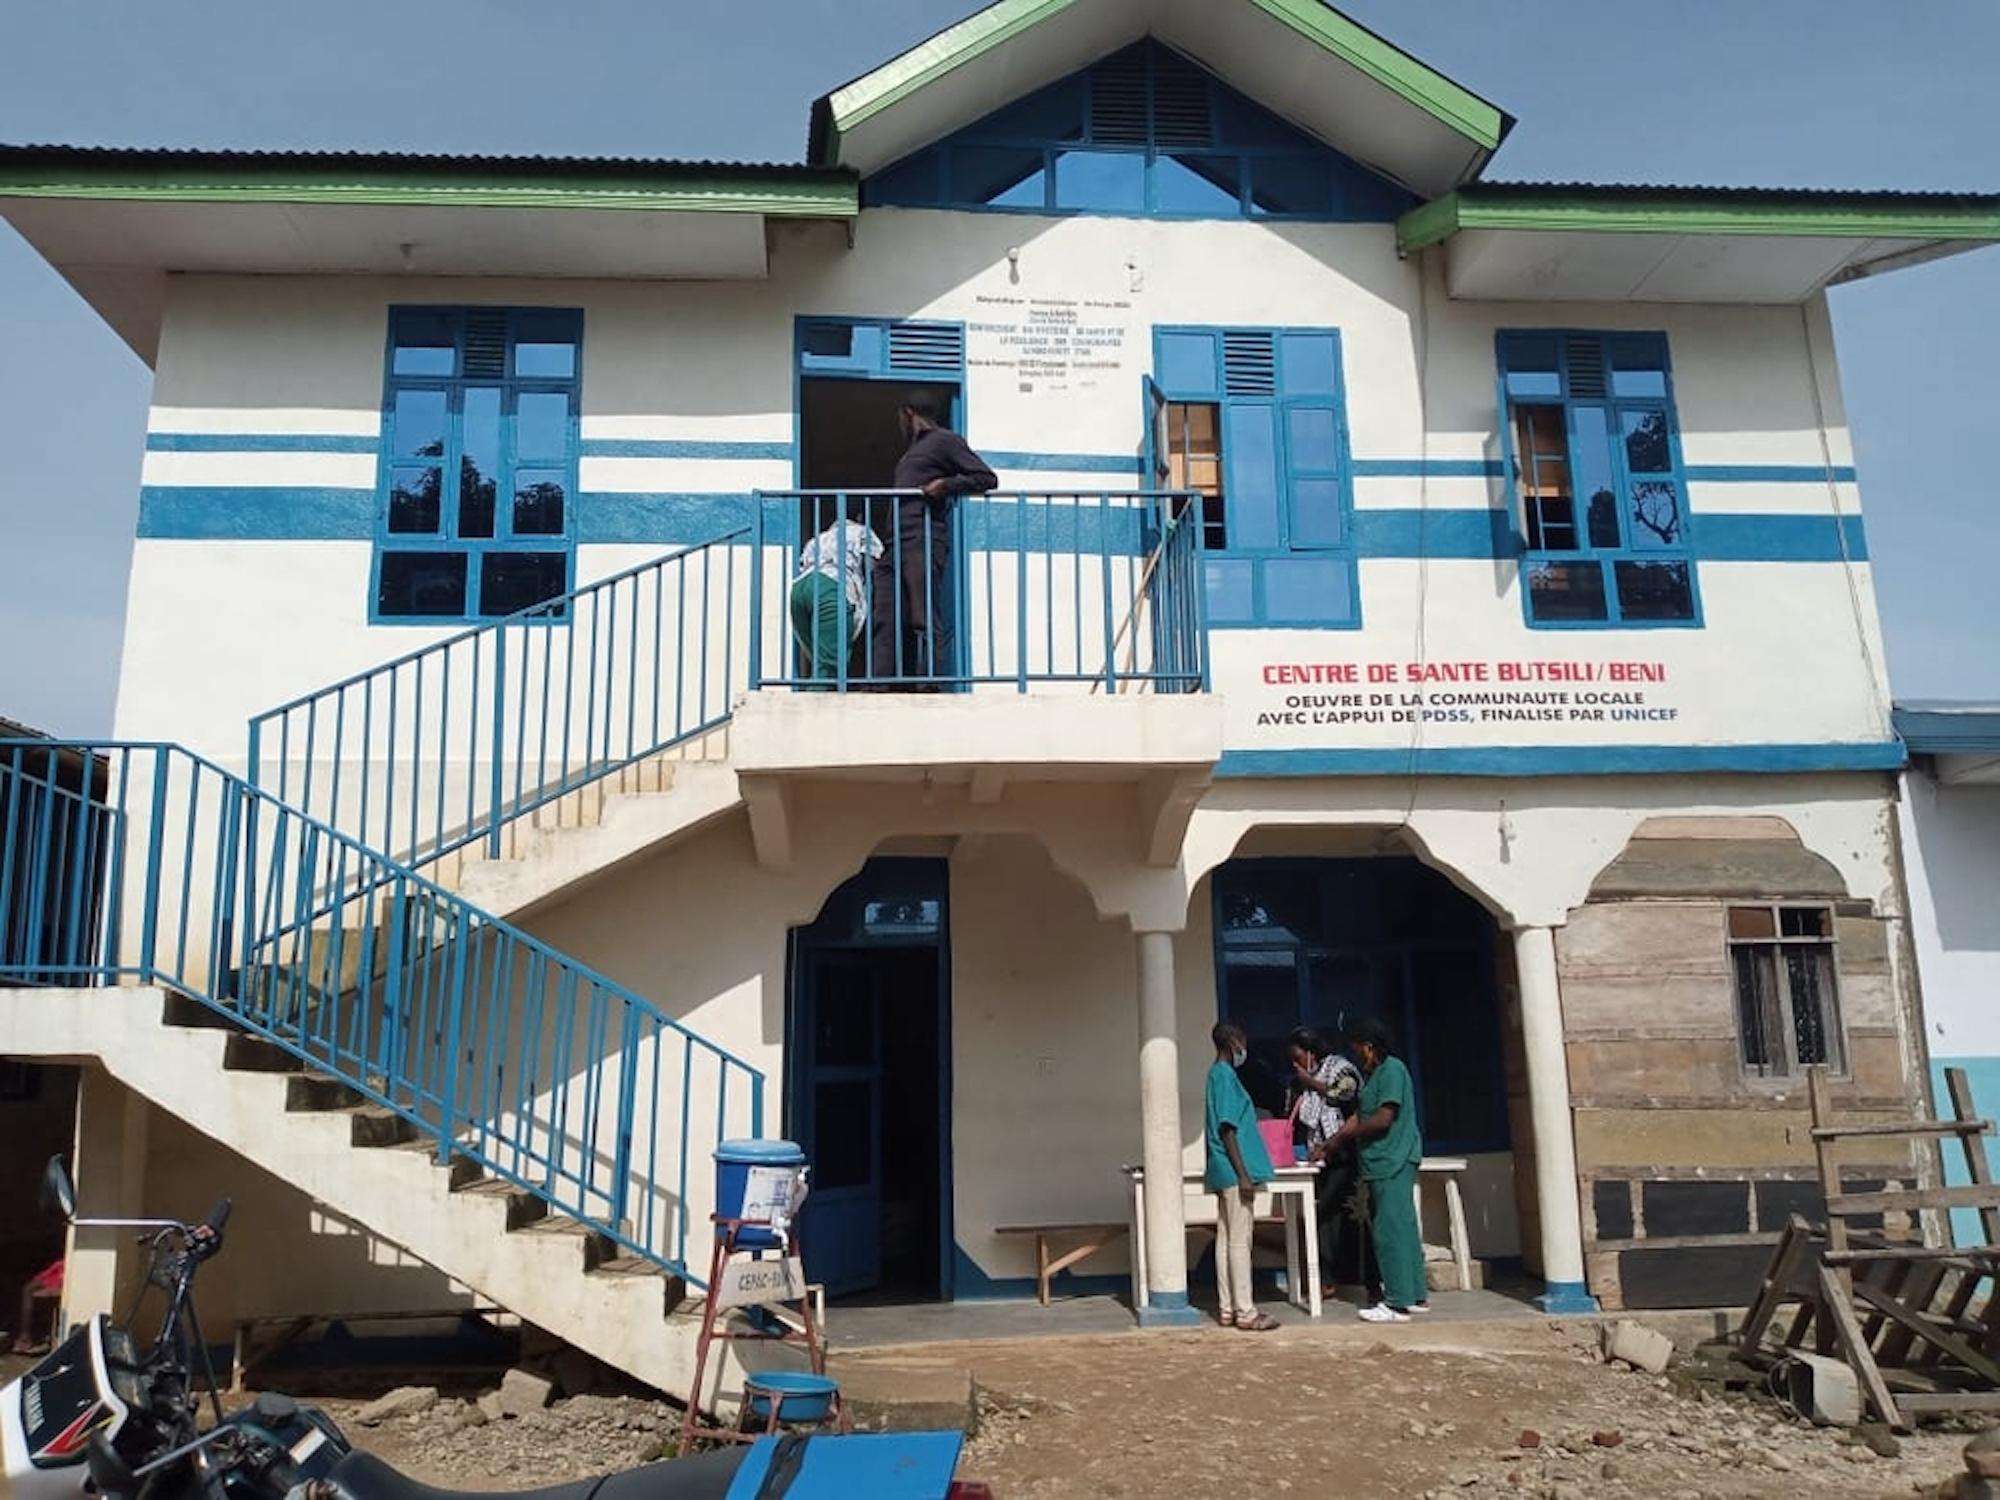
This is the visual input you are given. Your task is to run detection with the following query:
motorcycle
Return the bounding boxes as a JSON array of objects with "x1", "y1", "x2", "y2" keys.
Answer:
[{"x1": 3, "y1": 1157, "x2": 987, "y2": 1500}]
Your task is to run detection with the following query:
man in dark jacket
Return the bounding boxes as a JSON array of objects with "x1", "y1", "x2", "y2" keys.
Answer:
[{"x1": 873, "y1": 390, "x2": 996, "y2": 684}]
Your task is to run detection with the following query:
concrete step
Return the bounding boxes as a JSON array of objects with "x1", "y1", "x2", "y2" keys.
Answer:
[
  {"x1": 285, "y1": 1074, "x2": 368, "y2": 1112},
  {"x1": 222, "y1": 1033, "x2": 304, "y2": 1074},
  {"x1": 349, "y1": 1109, "x2": 420, "y2": 1148},
  {"x1": 162, "y1": 990, "x2": 239, "y2": 1031}
]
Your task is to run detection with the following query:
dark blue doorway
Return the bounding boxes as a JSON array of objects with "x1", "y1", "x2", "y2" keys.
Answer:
[
  {"x1": 1212, "y1": 857, "x2": 1510, "y2": 1157},
  {"x1": 786, "y1": 858, "x2": 952, "y2": 1300}
]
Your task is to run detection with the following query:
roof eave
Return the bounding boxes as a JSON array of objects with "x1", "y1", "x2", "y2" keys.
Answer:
[
  {"x1": 0, "y1": 150, "x2": 861, "y2": 219},
  {"x1": 1399, "y1": 187, "x2": 2000, "y2": 254}
]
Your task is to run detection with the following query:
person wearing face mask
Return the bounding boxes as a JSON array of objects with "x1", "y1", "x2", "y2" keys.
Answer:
[
  {"x1": 1204, "y1": 1020, "x2": 1278, "y2": 1331},
  {"x1": 870, "y1": 389, "x2": 996, "y2": 686}
]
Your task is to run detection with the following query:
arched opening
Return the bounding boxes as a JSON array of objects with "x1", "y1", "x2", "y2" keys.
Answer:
[
  {"x1": 1193, "y1": 826, "x2": 1531, "y2": 1287},
  {"x1": 784, "y1": 855, "x2": 952, "y2": 1304}
]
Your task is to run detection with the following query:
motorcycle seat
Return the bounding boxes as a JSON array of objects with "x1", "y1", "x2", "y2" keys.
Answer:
[{"x1": 324, "y1": 1448, "x2": 743, "y2": 1500}]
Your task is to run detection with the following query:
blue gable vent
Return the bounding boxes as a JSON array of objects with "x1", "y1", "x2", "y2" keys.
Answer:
[{"x1": 862, "y1": 39, "x2": 1418, "y2": 223}]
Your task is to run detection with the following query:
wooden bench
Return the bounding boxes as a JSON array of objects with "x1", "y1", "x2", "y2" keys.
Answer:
[{"x1": 996, "y1": 1222, "x2": 1128, "y2": 1306}]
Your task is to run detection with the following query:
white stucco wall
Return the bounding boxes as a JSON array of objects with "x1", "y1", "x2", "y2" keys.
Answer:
[{"x1": 1901, "y1": 766, "x2": 2000, "y2": 1060}]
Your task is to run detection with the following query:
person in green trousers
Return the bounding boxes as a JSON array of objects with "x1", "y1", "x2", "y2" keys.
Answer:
[
  {"x1": 1329, "y1": 1015, "x2": 1430, "y2": 1322},
  {"x1": 789, "y1": 515, "x2": 882, "y2": 687}
]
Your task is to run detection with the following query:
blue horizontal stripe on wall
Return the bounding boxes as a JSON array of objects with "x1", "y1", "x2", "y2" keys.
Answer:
[
  {"x1": 1698, "y1": 513, "x2": 1868, "y2": 562},
  {"x1": 1215, "y1": 741, "x2": 1907, "y2": 779},
  {"x1": 132, "y1": 487, "x2": 1877, "y2": 565},
  {"x1": 578, "y1": 439, "x2": 794, "y2": 461},
  {"x1": 146, "y1": 432, "x2": 379, "y2": 453},
  {"x1": 575, "y1": 493, "x2": 756, "y2": 543},
  {"x1": 1354, "y1": 509, "x2": 1515, "y2": 558},
  {"x1": 1686, "y1": 463, "x2": 1857, "y2": 484},
  {"x1": 136, "y1": 486, "x2": 374, "y2": 539}
]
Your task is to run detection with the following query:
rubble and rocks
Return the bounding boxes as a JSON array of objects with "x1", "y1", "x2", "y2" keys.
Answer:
[
  {"x1": 354, "y1": 1386, "x2": 439, "y2": 1426},
  {"x1": 496, "y1": 1367, "x2": 555, "y2": 1418},
  {"x1": 1600, "y1": 1319, "x2": 1676, "y2": 1375},
  {"x1": 329, "y1": 1389, "x2": 680, "y2": 1486}
]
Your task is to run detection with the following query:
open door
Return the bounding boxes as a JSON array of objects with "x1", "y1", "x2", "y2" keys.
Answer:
[
  {"x1": 1143, "y1": 375, "x2": 1171, "y2": 492},
  {"x1": 793, "y1": 949, "x2": 887, "y2": 1297}
]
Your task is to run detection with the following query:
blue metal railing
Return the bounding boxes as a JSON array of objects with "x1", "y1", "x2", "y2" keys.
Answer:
[
  {"x1": 749, "y1": 490, "x2": 1208, "y2": 693},
  {"x1": 0, "y1": 740, "x2": 763, "y2": 1283},
  {"x1": 247, "y1": 530, "x2": 749, "y2": 870}
]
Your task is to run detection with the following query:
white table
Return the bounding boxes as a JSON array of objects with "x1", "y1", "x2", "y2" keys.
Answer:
[{"x1": 1124, "y1": 1163, "x2": 1322, "y2": 1319}]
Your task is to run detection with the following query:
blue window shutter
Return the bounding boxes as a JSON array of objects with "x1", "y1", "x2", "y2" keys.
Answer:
[{"x1": 1222, "y1": 401, "x2": 1281, "y2": 551}]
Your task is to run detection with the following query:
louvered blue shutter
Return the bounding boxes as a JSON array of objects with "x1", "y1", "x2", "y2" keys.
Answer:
[{"x1": 1220, "y1": 332, "x2": 1282, "y2": 552}]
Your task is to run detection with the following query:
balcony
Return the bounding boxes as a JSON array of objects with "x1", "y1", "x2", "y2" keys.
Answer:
[{"x1": 736, "y1": 490, "x2": 1222, "y2": 868}]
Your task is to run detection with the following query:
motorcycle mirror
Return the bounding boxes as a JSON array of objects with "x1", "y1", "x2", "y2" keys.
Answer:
[
  {"x1": 41, "y1": 1155, "x2": 76, "y2": 1222},
  {"x1": 86, "y1": 1434, "x2": 138, "y2": 1499}
]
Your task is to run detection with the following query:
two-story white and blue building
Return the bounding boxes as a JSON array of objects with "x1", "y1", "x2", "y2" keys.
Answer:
[{"x1": 4, "y1": 0, "x2": 1996, "y2": 1404}]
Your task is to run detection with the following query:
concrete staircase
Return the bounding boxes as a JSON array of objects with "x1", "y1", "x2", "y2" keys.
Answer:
[
  {"x1": 440, "y1": 746, "x2": 744, "y2": 922},
  {"x1": 1, "y1": 983, "x2": 763, "y2": 1407}
]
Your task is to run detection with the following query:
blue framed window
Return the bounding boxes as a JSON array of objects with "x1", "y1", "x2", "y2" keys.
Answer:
[
  {"x1": 373, "y1": 307, "x2": 582, "y2": 623},
  {"x1": 1499, "y1": 331, "x2": 1700, "y2": 629},
  {"x1": 1149, "y1": 326, "x2": 1358, "y2": 628},
  {"x1": 863, "y1": 39, "x2": 1415, "y2": 223}
]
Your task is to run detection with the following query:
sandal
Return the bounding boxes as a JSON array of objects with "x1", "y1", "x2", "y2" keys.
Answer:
[{"x1": 1234, "y1": 1312, "x2": 1280, "y2": 1332}]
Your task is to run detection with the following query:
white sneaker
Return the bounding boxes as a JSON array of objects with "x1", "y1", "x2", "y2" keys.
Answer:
[
  {"x1": 1358, "y1": 1302, "x2": 1410, "y2": 1324},
  {"x1": 1408, "y1": 1302, "x2": 1433, "y2": 1314}
]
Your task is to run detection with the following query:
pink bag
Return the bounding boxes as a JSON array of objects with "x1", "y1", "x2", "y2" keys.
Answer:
[{"x1": 1257, "y1": 1096, "x2": 1303, "y2": 1168}]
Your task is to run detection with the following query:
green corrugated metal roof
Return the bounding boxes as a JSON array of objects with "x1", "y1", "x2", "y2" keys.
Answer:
[
  {"x1": 1399, "y1": 182, "x2": 2000, "y2": 253},
  {"x1": 0, "y1": 145, "x2": 859, "y2": 217}
]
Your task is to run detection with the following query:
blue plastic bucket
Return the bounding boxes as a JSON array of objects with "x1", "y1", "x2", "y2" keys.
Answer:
[
  {"x1": 743, "y1": 1371, "x2": 839, "y2": 1425},
  {"x1": 714, "y1": 1138, "x2": 805, "y2": 1248}
]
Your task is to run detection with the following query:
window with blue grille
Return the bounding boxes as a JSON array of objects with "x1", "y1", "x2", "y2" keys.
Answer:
[
  {"x1": 373, "y1": 307, "x2": 582, "y2": 623},
  {"x1": 863, "y1": 39, "x2": 1416, "y2": 223},
  {"x1": 1499, "y1": 331, "x2": 1700, "y2": 629},
  {"x1": 1150, "y1": 326, "x2": 1357, "y2": 628}
]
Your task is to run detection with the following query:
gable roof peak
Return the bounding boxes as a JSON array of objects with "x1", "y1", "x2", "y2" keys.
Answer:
[{"x1": 811, "y1": 0, "x2": 1512, "y2": 199}]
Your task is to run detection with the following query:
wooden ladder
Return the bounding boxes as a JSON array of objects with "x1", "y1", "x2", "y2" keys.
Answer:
[{"x1": 1737, "y1": 1064, "x2": 2000, "y2": 1429}]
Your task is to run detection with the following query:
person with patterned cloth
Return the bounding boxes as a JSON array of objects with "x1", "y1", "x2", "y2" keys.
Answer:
[{"x1": 1289, "y1": 1025, "x2": 1364, "y2": 1299}]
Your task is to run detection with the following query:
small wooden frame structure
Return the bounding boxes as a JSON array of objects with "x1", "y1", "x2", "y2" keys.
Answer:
[
  {"x1": 677, "y1": 1215, "x2": 849, "y2": 1455},
  {"x1": 1736, "y1": 1065, "x2": 2000, "y2": 1430}
]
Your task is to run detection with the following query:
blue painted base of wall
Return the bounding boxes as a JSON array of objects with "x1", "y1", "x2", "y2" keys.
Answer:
[
  {"x1": 1536, "y1": 1280, "x2": 1600, "y2": 1315},
  {"x1": 1931, "y1": 1057, "x2": 2000, "y2": 1247},
  {"x1": 1135, "y1": 1292, "x2": 1203, "y2": 1328}
]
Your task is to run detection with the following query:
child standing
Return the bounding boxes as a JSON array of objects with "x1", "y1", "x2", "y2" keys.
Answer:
[{"x1": 1205, "y1": 1020, "x2": 1278, "y2": 1331}]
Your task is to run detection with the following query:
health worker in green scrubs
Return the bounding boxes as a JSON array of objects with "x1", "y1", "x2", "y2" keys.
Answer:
[{"x1": 1329, "y1": 1015, "x2": 1429, "y2": 1323}]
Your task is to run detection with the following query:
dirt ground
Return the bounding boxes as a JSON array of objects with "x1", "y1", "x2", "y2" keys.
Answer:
[
  {"x1": 876, "y1": 1319, "x2": 1980, "y2": 1499},
  {"x1": 13, "y1": 1323, "x2": 1990, "y2": 1497}
]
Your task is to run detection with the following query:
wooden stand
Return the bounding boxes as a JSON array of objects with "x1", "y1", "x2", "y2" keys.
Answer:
[
  {"x1": 1736, "y1": 1064, "x2": 2000, "y2": 1430},
  {"x1": 676, "y1": 1215, "x2": 848, "y2": 1455}
]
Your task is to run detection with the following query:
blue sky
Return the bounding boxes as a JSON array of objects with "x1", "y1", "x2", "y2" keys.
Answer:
[{"x1": 1, "y1": 0, "x2": 1995, "y2": 734}]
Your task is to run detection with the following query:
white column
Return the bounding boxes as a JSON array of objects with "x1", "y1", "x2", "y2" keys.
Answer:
[
  {"x1": 1134, "y1": 928, "x2": 1198, "y2": 1325},
  {"x1": 1515, "y1": 924, "x2": 1597, "y2": 1312},
  {"x1": 62, "y1": 1066, "x2": 151, "y2": 1332}
]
